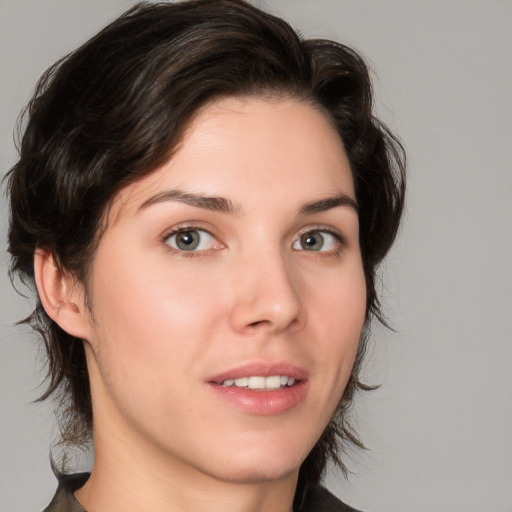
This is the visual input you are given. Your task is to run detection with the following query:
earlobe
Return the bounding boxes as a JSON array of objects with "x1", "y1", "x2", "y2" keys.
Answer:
[{"x1": 33, "y1": 248, "x2": 90, "y2": 340}]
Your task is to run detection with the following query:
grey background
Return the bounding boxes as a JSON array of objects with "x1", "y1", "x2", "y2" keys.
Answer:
[{"x1": 1, "y1": 1, "x2": 511, "y2": 511}]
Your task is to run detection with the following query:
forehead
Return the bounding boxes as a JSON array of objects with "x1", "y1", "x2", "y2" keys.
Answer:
[{"x1": 110, "y1": 95, "x2": 354, "y2": 218}]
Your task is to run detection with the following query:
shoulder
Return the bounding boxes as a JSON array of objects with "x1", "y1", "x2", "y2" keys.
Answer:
[
  {"x1": 301, "y1": 484, "x2": 364, "y2": 512},
  {"x1": 42, "y1": 473, "x2": 89, "y2": 512}
]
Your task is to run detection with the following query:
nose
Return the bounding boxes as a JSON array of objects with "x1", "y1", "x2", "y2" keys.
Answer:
[{"x1": 228, "y1": 249, "x2": 305, "y2": 335}]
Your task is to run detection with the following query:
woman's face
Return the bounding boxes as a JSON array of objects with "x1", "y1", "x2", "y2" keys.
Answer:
[{"x1": 80, "y1": 96, "x2": 366, "y2": 484}]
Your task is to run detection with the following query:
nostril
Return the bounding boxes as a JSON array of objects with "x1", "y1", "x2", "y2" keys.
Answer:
[
  {"x1": 247, "y1": 319, "x2": 271, "y2": 329},
  {"x1": 246, "y1": 316, "x2": 301, "y2": 332}
]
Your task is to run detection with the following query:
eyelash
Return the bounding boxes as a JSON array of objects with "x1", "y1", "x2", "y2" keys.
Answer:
[{"x1": 161, "y1": 224, "x2": 346, "y2": 257}]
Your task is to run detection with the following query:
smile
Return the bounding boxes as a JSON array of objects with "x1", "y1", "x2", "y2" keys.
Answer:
[{"x1": 220, "y1": 375, "x2": 296, "y2": 390}]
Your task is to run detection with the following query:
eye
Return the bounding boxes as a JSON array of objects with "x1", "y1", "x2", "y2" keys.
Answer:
[
  {"x1": 292, "y1": 230, "x2": 340, "y2": 252},
  {"x1": 165, "y1": 228, "x2": 216, "y2": 252}
]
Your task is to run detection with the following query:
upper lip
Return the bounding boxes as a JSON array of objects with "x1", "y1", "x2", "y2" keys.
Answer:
[{"x1": 207, "y1": 361, "x2": 308, "y2": 384}]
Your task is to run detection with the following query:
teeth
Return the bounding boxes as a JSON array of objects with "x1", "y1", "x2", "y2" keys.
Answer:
[
  {"x1": 248, "y1": 376, "x2": 266, "y2": 389},
  {"x1": 221, "y1": 375, "x2": 296, "y2": 389},
  {"x1": 264, "y1": 375, "x2": 281, "y2": 389}
]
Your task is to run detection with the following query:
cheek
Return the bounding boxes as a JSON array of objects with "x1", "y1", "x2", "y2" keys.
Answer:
[
  {"x1": 315, "y1": 264, "x2": 367, "y2": 375},
  {"x1": 84, "y1": 254, "x2": 224, "y2": 425},
  {"x1": 87, "y1": 248, "x2": 224, "y2": 368}
]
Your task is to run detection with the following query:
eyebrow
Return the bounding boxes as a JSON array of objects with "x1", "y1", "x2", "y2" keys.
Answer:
[
  {"x1": 139, "y1": 190, "x2": 239, "y2": 214},
  {"x1": 138, "y1": 189, "x2": 357, "y2": 216},
  {"x1": 298, "y1": 194, "x2": 358, "y2": 215}
]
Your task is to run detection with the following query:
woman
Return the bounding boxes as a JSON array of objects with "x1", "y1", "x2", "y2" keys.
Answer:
[{"x1": 6, "y1": 1, "x2": 405, "y2": 511}]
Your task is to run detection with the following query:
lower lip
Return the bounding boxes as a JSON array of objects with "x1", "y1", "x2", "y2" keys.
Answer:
[{"x1": 208, "y1": 381, "x2": 307, "y2": 416}]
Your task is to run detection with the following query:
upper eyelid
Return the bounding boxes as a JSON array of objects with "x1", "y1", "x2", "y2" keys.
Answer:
[
  {"x1": 164, "y1": 226, "x2": 215, "y2": 239},
  {"x1": 161, "y1": 222, "x2": 217, "y2": 239},
  {"x1": 294, "y1": 225, "x2": 346, "y2": 241}
]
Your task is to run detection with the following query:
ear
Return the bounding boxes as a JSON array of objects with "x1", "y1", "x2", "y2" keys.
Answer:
[{"x1": 33, "y1": 248, "x2": 90, "y2": 340}]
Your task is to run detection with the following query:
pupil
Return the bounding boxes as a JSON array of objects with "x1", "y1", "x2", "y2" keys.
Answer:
[
  {"x1": 180, "y1": 233, "x2": 193, "y2": 245},
  {"x1": 177, "y1": 231, "x2": 199, "y2": 250}
]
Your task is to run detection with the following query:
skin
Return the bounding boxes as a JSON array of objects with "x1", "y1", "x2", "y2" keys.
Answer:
[{"x1": 36, "y1": 96, "x2": 367, "y2": 512}]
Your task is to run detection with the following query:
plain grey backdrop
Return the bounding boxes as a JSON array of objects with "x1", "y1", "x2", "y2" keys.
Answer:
[{"x1": 1, "y1": 1, "x2": 511, "y2": 511}]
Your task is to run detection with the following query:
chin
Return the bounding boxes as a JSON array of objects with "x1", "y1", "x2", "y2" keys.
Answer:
[
  {"x1": 195, "y1": 444, "x2": 307, "y2": 485},
  {"x1": 208, "y1": 461, "x2": 300, "y2": 485}
]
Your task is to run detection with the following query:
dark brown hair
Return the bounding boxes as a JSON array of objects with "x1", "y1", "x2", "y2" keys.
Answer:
[{"x1": 6, "y1": 0, "x2": 405, "y2": 491}]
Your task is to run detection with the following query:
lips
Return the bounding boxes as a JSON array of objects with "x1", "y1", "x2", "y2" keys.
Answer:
[{"x1": 207, "y1": 362, "x2": 308, "y2": 415}]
